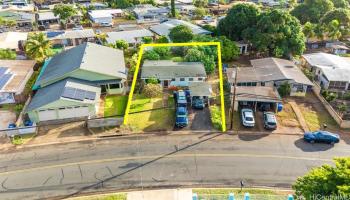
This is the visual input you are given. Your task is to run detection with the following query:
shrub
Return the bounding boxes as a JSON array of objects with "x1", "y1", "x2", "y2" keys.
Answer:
[
  {"x1": 153, "y1": 46, "x2": 170, "y2": 58},
  {"x1": 278, "y1": 82, "x2": 291, "y2": 97},
  {"x1": 210, "y1": 105, "x2": 222, "y2": 130},
  {"x1": 321, "y1": 90, "x2": 338, "y2": 102},
  {"x1": 142, "y1": 83, "x2": 162, "y2": 98},
  {"x1": 143, "y1": 50, "x2": 160, "y2": 60},
  {"x1": 171, "y1": 57, "x2": 183, "y2": 62},
  {"x1": 146, "y1": 77, "x2": 159, "y2": 84},
  {"x1": 343, "y1": 92, "x2": 350, "y2": 100}
]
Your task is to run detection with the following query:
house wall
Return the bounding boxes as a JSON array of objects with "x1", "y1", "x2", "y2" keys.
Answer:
[
  {"x1": 157, "y1": 77, "x2": 206, "y2": 87},
  {"x1": 28, "y1": 99, "x2": 97, "y2": 123}
]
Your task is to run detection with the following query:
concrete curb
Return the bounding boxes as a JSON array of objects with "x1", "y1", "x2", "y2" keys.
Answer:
[{"x1": 14, "y1": 130, "x2": 303, "y2": 150}]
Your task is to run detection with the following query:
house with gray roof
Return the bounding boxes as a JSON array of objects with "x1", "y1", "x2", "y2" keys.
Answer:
[
  {"x1": 302, "y1": 53, "x2": 350, "y2": 92},
  {"x1": 149, "y1": 19, "x2": 211, "y2": 40},
  {"x1": 27, "y1": 42, "x2": 127, "y2": 123},
  {"x1": 227, "y1": 57, "x2": 313, "y2": 97},
  {"x1": 45, "y1": 29, "x2": 96, "y2": 47},
  {"x1": 133, "y1": 4, "x2": 168, "y2": 23},
  {"x1": 106, "y1": 28, "x2": 154, "y2": 46},
  {"x1": 141, "y1": 60, "x2": 206, "y2": 87}
]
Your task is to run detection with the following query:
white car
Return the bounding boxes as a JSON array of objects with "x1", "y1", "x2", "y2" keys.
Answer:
[{"x1": 241, "y1": 108, "x2": 255, "y2": 127}]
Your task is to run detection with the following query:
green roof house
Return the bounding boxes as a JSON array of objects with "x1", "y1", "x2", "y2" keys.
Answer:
[{"x1": 27, "y1": 42, "x2": 127, "y2": 123}]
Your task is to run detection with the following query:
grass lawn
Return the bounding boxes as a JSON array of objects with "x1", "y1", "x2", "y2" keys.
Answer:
[
  {"x1": 129, "y1": 94, "x2": 163, "y2": 113},
  {"x1": 69, "y1": 193, "x2": 126, "y2": 200},
  {"x1": 193, "y1": 188, "x2": 290, "y2": 200},
  {"x1": 0, "y1": 104, "x2": 16, "y2": 111},
  {"x1": 296, "y1": 93, "x2": 338, "y2": 131},
  {"x1": 11, "y1": 133, "x2": 36, "y2": 145},
  {"x1": 104, "y1": 95, "x2": 128, "y2": 117},
  {"x1": 128, "y1": 94, "x2": 175, "y2": 131},
  {"x1": 276, "y1": 103, "x2": 300, "y2": 128}
]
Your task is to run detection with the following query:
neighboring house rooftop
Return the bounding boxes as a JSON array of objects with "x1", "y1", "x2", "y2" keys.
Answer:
[
  {"x1": 233, "y1": 86, "x2": 282, "y2": 103},
  {"x1": 149, "y1": 19, "x2": 211, "y2": 37},
  {"x1": 0, "y1": 31, "x2": 27, "y2": 49},
  {"x1": 88, "y1": 9, "x2": 123, "y2": 19},
  {"x1": 141, "y1": 60, "x2": 206, "y2": 79},
  {"x1": 303, "y1": 53, "x2": 350, "y2": 82},
  {"x1": 227, "y1": 57, "x2": 313, "y2": 86},
  {"x1": 0, "y1": 10, "x2": 34, "y2": 22},
  {"x1": 133, "y1": 4, "x2": 168, "y2": 18},
  {"x1": 250, "y1": 58, "x2": 313, "y2": 85},
  {"x1": 26, "y1": 78, "x2": 100, "y2": 112},
  {"x1": 35, "y1": 42, "x2": 126, "y2": 87},
  {"x1": 37, "y1": 11, "x2": 59, "y2": 21},
  {"x1": 106, "y1": 29, "x2": 153, "y2": 44},
  {"x1": 46, "y1": 29, "x2": 95, "y2": 40},
  {"x1": 0, "y1": 59, "x2": 35, "y2": 93}
]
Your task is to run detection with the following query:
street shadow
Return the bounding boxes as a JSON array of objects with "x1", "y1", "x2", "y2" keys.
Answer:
[
  {"x1": 294, "y1": 138, "x2": 334, "y2": 152},
  {"x1": 238, "y1": 133, "x2": 269, "y2": 141},
  {"x1": 62, "y1": 132, "x2": 224, "y2": 199}
]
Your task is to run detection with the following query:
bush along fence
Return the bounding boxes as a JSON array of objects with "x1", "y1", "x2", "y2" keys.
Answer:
[
  {"x1": 312, "y1": 83, "x2": 350, "y2": 128},
  {"x1": 193, "y1": 192, "x2": 294, "y2": 200}
]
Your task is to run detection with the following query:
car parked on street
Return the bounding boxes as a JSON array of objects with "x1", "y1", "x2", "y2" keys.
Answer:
[
  {"x1": 304, "y1": 131, "x2": 340, "y2": 144},
  {"x1": 175, "y1": 106, "x2": 189, "y2": 128},
  {"x1": 241, "y1": 108, "x2": 255, "y2": 127},
  {"x1": 263, "y1": 112, "x2": 277, "y2": 130}
]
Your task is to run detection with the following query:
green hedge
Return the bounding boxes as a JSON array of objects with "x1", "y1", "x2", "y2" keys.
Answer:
[{"x1": 210, "y1": 105, "x2": 222, "y2": 130}]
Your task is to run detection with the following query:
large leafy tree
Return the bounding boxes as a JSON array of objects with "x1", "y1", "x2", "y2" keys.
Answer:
[
  {"x1": 53, "y1": 4, "x2": 78, "y2": 28},
  {"x1": 25, "y1": 32, "x2": 52, "y2": 63},
  {"x1": 247, "y1": 10, "x2": 306, "y2": 57},
  {"x1": 293, "y1": 157, "x2": 350, "y2": 198},
  {"x1": 194, "y1": 0, "x2": 208, "y2": 7},
  {"x1": 331, "y1": 0, "x2": 349, "y2": 8},
  {"x1": 303, "y1": 22, "x2": 316, "y2": 42},
  {"x1": 321, "y1": 8, "x2": 350, "y2": 35},
  {"x1": 291, "y1": 0, "x2": 334, "y2": 24},
  {"x1": 169, "y1": 25, "x2": 194, "y2": 42},
  {"x1": 327, "y1": 19, "x2": 342, "y2": 40},
  {"x1": 217, "y1": 36, "x2": 239, "y2": 61},
  {"x1": 217, "y1": 3, "x2": 260, "y2": 41}
]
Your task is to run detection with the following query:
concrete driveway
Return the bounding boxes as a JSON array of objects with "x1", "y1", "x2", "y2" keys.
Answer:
[
  {"x1": 190, "y1": 107, "x2": 213, "y2": 131},
  {"x1": 0, "y1": 110, "x2": 16, "y2": 130}
]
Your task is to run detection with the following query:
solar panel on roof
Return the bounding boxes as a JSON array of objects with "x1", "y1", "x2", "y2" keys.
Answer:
[
  {"x1": 61, "y1": 87, "x2": 76, "y2": 99},
  {"x1": 0, "y1": 67, "x2": 7, "y2": 77},
  {"x1": 74, "y1": 89, "x2": 86, "y2": 101},
  {"x1": 0, "y1": 74, "x2": 12, "y2": 90},
  {"x1": 46, "y1": 31, "x2": 65, "y2": 38},
  {"x1": 85, "y1": 91, "x2": 96, "y2": 100}
]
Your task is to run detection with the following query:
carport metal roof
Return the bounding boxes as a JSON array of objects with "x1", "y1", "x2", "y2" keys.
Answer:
[
  {"x1": 189, "y1": 82, "x2": 212, "y2": 97},
  {"x1": 232, "y1": 86, "x2": 281, "y2": 103}
]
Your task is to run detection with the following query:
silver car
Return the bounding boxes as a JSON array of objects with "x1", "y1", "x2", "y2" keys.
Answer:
[
  {"x1": 241, "y1": 108, "x2": 255, "y2": 127},
  {"x1": 263, "y1": 112, "x2": 277, "y2": 130}
]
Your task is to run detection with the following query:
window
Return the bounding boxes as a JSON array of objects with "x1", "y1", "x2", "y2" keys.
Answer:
[
  {"x1": 252, "y1": 82, "x2": 257, "y2": 86},
  {"x1": 294, "y1": 84, "x2": 304, "y2": 92},
  {"x1": 261, "y1": 82, "x2": 265, "y2": 86},
  {"x1": 109, "y1": 83, "x2": 120, "y2": 89},
  {"x1": 329, "y1": 81, "x2": 346, "y2": 90},
  {"x1": 247, "y1": 82, "x2": 252, "y2": 86},
  {"x1": 189, "y1": 78, "x2": 194, "y2": 81},
  {"x1": 237, "y1": 83, "x2": 242, "y2": 86},
  {"x1": 171, "y1": 78, "x2": 175, "y2": 81},
  {"x1": 198, "y1": 78, "x2": 203, "y2": 81},
  {"x1": 180, "y1": 78, "x2": 185, "y2": 81}
]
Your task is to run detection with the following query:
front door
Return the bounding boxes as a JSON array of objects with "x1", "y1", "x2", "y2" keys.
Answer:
[{"x1": 163, "y1": 80, "x2": 169, "y2": 88}]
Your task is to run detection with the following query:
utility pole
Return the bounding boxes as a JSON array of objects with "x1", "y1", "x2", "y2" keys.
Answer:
[{"x1": 230, "y1": 65, "x2": 238, "y2": 130}]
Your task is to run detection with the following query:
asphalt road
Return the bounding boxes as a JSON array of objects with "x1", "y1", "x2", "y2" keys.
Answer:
[{"x1": 0, "y1": 132, "x2": 349, "y2": 200}]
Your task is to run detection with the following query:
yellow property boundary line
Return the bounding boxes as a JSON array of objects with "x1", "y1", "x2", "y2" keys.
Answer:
[{"x1": 123, "y1": 42, "x2": 226, "y2": 132}]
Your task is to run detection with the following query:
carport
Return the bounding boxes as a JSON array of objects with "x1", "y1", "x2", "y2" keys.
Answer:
[
  {"x1": 232, "y1": 86, "x2": 282, "y2": 112},
  {"x1": 188, "y1": 82, "x2": 212, "y2": 105}
]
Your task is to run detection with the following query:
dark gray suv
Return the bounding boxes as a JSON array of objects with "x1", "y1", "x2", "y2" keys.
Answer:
[{"x1": 263, "y1": 112, "x2": 277, "y2": 130}]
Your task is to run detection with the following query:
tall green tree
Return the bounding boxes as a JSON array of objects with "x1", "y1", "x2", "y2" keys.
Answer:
[
  {"x1": 293, "y1": 157, "x2": 350, "y2": 198},
  {"x1": 25, "y1": 33, "x2": 52, "y2": 63},
  {"x1": 314, "y1": 24, "x2": 326, "y2": 40},
  {"x1": 53, "y1": 4, "x2": 78, "y2": 28},
  {"x1": 0, "y1": 49, "x2": 16, "y2": 60},
  {"x1": 291, "y1": 0, "x2": 334, "y2": 24},
  {"x1": 156, "y1": 36, "x2": 169, "y2": 43},
  {"x1": 327, "y1": 19, "x2": 342, "y2": 40},
  {"x1": 217, "y1": 36, "x2": 240, "y2": 61},
  {"x1": 247, "y1": 10, "x2": 306, "y2": 57},
  {"x1": 303, "y1": 22, "x2": 316, "y2": 42},
  {"x1": 217, "y1": 3, "x2": 260, "y2": 41},
  {"x1": 321, "y1": 8, "x2": 350, "y2": 36},
  {"x1": 331, "y1": 0, "x2": 349, "y2": 8},
  {"x1": 169, "y1": 25, "x2": 194, "y2": 42}
]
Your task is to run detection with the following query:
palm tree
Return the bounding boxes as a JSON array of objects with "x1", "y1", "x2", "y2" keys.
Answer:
[{"x1": 25, "y1": 32, "x2": 53, "y2": 63}]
